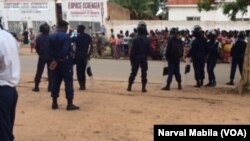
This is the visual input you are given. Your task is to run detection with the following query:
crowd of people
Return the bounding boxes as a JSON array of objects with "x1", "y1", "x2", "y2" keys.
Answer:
[
  {"x1": 0, "y1": 20, "x2": 248, "y2": 141},
  {"x1": 76, "y1": 25, "x2": 247, "y2": 65},
  {"x1": 30, "y1": 20, "x2": 249, "y2": 92}
]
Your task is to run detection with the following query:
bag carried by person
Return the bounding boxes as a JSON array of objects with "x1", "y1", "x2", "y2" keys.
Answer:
[{"x1": 86, "y1": 60, "x2": 93, "y2": 77}]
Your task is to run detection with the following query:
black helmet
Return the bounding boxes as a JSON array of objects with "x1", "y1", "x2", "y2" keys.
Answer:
[
  {"x1": 137, "y1": 21, "x2": 147, "y2": 35},
  {"x1": 170, "y1": 27, "x2": 179, "y2": 36},
  {"x1": 39, "y1": 22, "x2": 50, "y2": 34},
  {"x1": 238, "y1": 31, "x2": 246, "y2": 40},
  {"x1": 193, "y1": 25, "x2": 201, "y2": 31},
  {"x1": 192, "y1": 25, "x2": 202, "y2": 37},
  {"x1": 207, "y1": 30, "x2": 217, "y2": 40}
]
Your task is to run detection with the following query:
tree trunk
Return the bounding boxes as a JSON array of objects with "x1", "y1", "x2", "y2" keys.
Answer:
[{"x1": 237, "y1": 35, "x2": 250, "y2": 93}]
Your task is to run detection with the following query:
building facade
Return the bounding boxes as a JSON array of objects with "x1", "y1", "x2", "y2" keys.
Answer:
[
  {"x1": 0, "y1": 0, "x2": 130, "y2": 35},
  {"x1": 60, "y1": 0, "x2": 109, "y2": 34},
  {"x1": 1, "y1": 0, "x2": 128, "y2": 35},
  {"x1": 0, "y1": 0, "x2": 57, "y2": 35},
  {"x1": 166, "y1": 0, "x2": 250, "y2": 21}
]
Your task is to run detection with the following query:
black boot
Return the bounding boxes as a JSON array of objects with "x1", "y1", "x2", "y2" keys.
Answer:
[
  {"x1": 79, "y1": 82, "x2": 86, "y2": 90},
  {"x1": 127, "y1": 83, "x2": 132, "y2": 91},
  {"x1": 200, "y1": 80, "x2": 204, "y2": 87},
  {"x1": 205, "y1": 82, "x2": 212, "y2": 87},
  {"x1": 162, "y1": 83, "x2": 170, "y2": 91},
  {"x1": 142, "y1": 83, "x2": 147, "y2": 93},
  {"x1": 212, "y1": 80, "x2": 216, "y2": 87},
  {"x1": 178, "y1": 82, "x2": 182, "y2": 90},
  {"x1": 79, "y1": 85, "x2": 86, "y2": 90},
  {"x1": 194, "y1": 81, "x2": 201, "y2": 88},
  {"x1": 226, "y1": 80, "x2": 234, "y2": 85},
  {"x1": 52, "y1": 98, "x2": 58, "y2": 110},
  {"x1": 67, "y1": 99, "x2": 80, "y2": 111},
  {"x1": 32, "y1": 83, "x2": 39, "y2": 92}
]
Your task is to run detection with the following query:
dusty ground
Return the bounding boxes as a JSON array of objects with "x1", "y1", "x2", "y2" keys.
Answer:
[
  {"x1": 14, "y1": 72, "x2": 250, "y2": 141},
  {"x1": 13, "y1": 45, "x2": 250, "y2": 141}
]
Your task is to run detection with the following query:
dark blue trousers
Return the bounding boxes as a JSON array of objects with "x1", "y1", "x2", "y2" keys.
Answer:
[
  {"x1": 128, "y1": 58, "x2": 148, "y2": 85},
  {"x1": 51, "y1": 59, "x2": 74, "y2": 100},
  {"x1": 193, "y1": 58, "x2": 205, "y2": 81},
  {"x1": 34, "y1": 56, "x2": 51, "y2": 89},
  {"x1": 207, "y1": 60, "x2": 216, "y2": 82},
  {"x1": 230, "y1": 58, "x2": 244, "y2": 80},
  {"x1": 75, "y1": 58, "x2": 88, "y2": 86},
  {"x1": 167, "y1": 61, "x2": 181, "y2": 85},
  {"x1": 0, "y1": 86, "x2": 18, "y2": 141}
]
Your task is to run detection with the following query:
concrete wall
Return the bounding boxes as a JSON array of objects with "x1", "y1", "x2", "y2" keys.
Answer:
[
  {"x1": 105, "y1": 20, "x2": 250, "y2": 37},
  {"x1": 107, "y1": 2, "x2": 130, "y2": 20},
  {"x1": 168, "y1": 6, "x2": 250, "y2": 21}
]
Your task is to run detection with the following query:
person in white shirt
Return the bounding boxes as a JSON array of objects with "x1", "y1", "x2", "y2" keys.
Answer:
[{"x1": 0, "y1": 26, "x2": 20, "y2": 141}]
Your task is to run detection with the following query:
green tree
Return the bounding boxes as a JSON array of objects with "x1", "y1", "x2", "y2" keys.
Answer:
[
  {"x1": 198, "y1": 0, "x2": 250, "y2": 20},
  {"x1": 198, "y1": 0, "x2": 250, "y2": 93},
  {"x1": 108, "y1": 0, "x2": 157, "y2": 19}
]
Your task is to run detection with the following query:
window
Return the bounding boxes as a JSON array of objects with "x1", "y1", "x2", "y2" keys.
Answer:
[
  {"x1": 236, "y1": 18, "x2": 250, "y2": 21},
  {"x1": 186, "y1": 17, "x2": 200, "y2": 21}
]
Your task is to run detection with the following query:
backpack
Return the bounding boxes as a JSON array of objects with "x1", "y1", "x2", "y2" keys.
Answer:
[{"x1": 170, "y1": 38, "x2": 183, "y2": 59}]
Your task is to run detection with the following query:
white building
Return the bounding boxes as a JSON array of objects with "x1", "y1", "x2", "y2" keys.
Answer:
[
  {"x1": 0, "y1": 0, "x2": 57, "y2": 34},
  {"x1": 0, "y1": 0, "x2": 108, "y2": 35},
  {"x1": 60, "y1": 0, "x2": 108, "y2": 34},
  {"x1": 166, "y1": 0, "x2": 250, "y2": 21}
]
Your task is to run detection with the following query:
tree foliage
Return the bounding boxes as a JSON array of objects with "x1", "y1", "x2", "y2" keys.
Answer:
[
  {"x1": 108, "y1": 0, "x2": 162, "y2": 19},
  {"x1": 198, "y1": 0, "x2": 250, "y2": 93},
  {"x1": 198, "y1": 0, "x2": 250, "y2": 20}
]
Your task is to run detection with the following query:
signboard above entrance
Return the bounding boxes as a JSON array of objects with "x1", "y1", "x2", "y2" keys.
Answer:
[
  {"x1": 63, "y1": 0, "x2": 105, "y2": 22},
  {"x1": 4, "y1": 0, "x2": 49, "y2": 10}
]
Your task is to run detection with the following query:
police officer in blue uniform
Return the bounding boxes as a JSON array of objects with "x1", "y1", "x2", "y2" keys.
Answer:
[
  {"x1": 162, "y1": 28, "x2": 183, "y2": 91},
  {"x1": 188, "y1": 25, "x2": 207, "y2": 87},
  {"x1": 226, "y1": 31, "x2": 247, "y2": 85},
  {"x1": 48, "y1": 20, "x2": 79, "y2": 110},
  {"x1": 32, "y1": 22, "x2": 52, "y2": 92},
  {"x1": 127, "y1": 21, "x2": 150, "y2": 92},
  {"x1": 205, "y1": 30, "x2": 219, "y2": 87},
  {"x1": 75, "y1": 25, "x2": 93, "y2": 90}
]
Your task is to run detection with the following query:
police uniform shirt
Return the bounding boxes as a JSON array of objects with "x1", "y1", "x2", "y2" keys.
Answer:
[
  {"x1": 231, "y1": 39, "x2": 247, "y2": 59},
  {"x1": 130, "y1": 36, "x2": 150, "y2": 60},
  {"x1": 0, "y1": 29, "x2": 20, "y2": 87},
  {"x1": 36, "y1": 34, "x2": 50, "y2": 57},
  {"x1": 75, "y1": 33, "x2": 92, "y2": 58},
  {"x1": 48, "y1": 31, "x2": 71, "y2": 60}
]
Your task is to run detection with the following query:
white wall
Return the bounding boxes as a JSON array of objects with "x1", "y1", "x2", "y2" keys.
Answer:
[
  {"x1": 105, "y1": 20, "x2": 250, "y2": 37},
  {"x1": 1, "y1": 0, "x2": 57, "y2": 30},
  {"x1": 168, "y1": 6, "x2": 250, "y2": 21}
]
